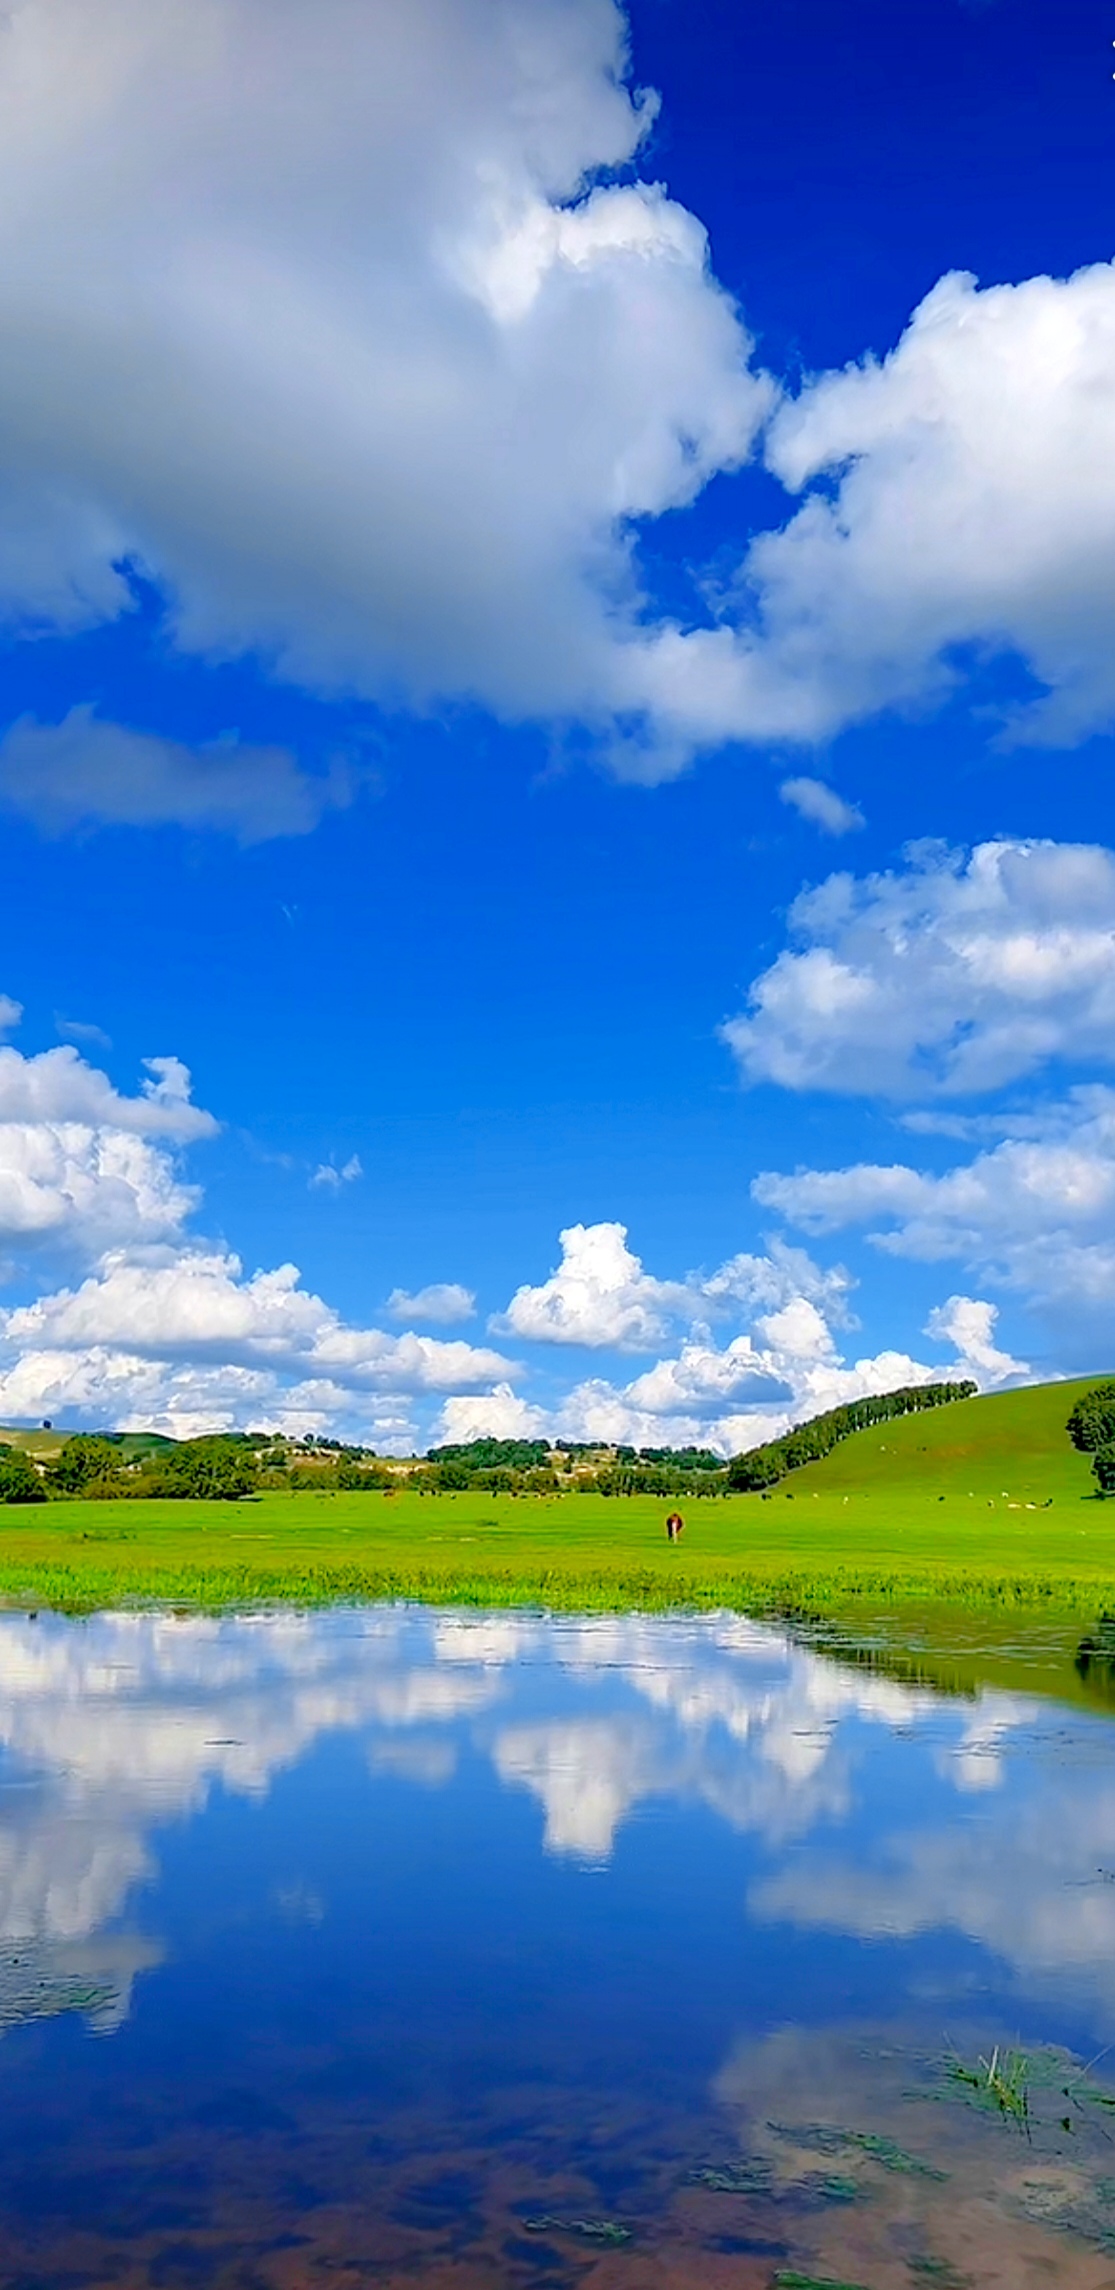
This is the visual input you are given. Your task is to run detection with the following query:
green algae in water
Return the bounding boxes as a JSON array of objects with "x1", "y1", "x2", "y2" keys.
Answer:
[
  {"x1": 688, "y1": 2159, "x2": 776, "y2": 2195},
  {"x1": 1017, "y1": 2172, "x2": 1115, "y2": 2254},
  {"x1": 800, "y1": 2172, "x2": 861, "y2": 2204},
  {"x1": 768, "y1": 2122, "x2": 946, "y2": 2180},
  {"x1": 688, "y1": 2158, "x2": 861, "y2": 2206},
  {"x1": 523, "y1": 2215, "x2": 632, "y2": 2246},
  {"x1": 772, "y1": 2272, "x2": 870, "y2": 2290}
]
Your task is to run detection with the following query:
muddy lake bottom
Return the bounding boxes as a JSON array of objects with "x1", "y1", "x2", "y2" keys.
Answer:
[{"x1": 4, "y1": 1603, "x2": 1115, "y2": 2290}]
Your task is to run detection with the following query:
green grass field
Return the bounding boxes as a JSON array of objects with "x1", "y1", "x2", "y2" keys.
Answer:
[{"x1": 0, "y1": 1376, "x2": 1110, "y2": 1623}]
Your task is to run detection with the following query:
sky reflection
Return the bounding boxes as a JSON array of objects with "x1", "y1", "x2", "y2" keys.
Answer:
[{"x1": 0, "y1": 1603, "x2": 1098, "y2": 2010}]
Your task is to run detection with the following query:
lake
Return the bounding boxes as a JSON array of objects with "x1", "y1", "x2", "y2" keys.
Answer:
[{"x1": 1, "y1": 1603, "x2": 1115, "y2": 2289}]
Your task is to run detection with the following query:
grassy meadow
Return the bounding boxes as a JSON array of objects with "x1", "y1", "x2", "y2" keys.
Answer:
[{"x1": 0, "y1": 1378, "x2": 1111, "y2": 1627}]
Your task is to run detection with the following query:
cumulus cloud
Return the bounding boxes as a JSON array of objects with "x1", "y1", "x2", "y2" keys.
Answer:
[
  {"x1": 1, "y1": 2, "x2": 1114, "y2": 781},
  {"x1": 0, "y1": 1011, "x2": 519, "y2": 1437},
  {"x1": 0, "y1": 709, "x2": 362, "y2": 843},
  {"x1": 0, "y1": 1247, "x2": 517, "y2": 1436},
  {"x1": 735, "y1": 261, "x2": 1115, "y2": 748},
  {"x1": 0, "y1": 1038, "x2": 214, "y2": 1140},
  {"x1": 779, "y1": 776, "x2": 863, "y2": 836},
  {"x1": 386, "y1": 1282, "x2": 476, "y2": 1325},
  {"x1": 541, "y1": 1341, "x2": 971, "y2": 1457},
  {"x1": 0, "y1": 1126, "x2": 197, "y2": 1259},
  {"x1": 754, "y1": 1085, "x2": 1115, "y2": 1341},
  {"x1": 442, "y1": 1221, "x2": 1000, "y2": 1455},
  {"x1": 0, "y1": 0, "x2": 774, "y2": 779},
  {"x1": 0, "y1": 1020, "x2": 214, "y2": 1262},
  {"x1": 492, "y1": 1219, "x2": 685, "y2": 1348},
  {"x1": 724, "y1": 839, "x2": 1115, "y2": 1098},
  {"x1": 434, "y1": 1382, "x2": 548, "y2": 1446},
  {"x1": 492, "y1": 1222, "x2": 853, "y2": 1355}
]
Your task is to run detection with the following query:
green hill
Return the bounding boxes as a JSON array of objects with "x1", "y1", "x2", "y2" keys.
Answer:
[
  {"x1": 777, "y1": 1375, "x2": 1102, "y2": 1509},
  {"x1": 0, "y1": 1426, "x2": 177, "y2": 1462},
  {"x1": 0, "y1": 1425, "x2": 68, "y2": 1459}
]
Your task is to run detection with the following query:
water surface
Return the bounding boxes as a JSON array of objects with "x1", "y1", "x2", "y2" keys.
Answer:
[{"x1": 2, "y1": 1604, "x2": 1115, "y2": 2288}]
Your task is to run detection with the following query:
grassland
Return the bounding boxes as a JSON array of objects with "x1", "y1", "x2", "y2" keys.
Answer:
[{"x1": 0, "y1": 1377, "x2": 1109, "y2": 1622}]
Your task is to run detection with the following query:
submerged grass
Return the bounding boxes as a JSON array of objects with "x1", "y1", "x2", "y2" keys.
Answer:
[{"x1": 4, "y1": 1547, "x2": 1115, "y2": 1620}]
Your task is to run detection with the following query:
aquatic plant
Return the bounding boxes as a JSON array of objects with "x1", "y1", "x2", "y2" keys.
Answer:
[
  {"x1": 800, "y1": 2172, "x2": 860, "y2": 2204},
  {"x1": 1018, "y1": 2172, "x2": 1115, "y2": 2252},
  {"x1": 688, "y1": 2159, "x2": 775, "y2": 2195},
  {"x1": 522, "y1": 2214, "x2": 632, "y2": 2245},
  {"x1": 768, "y1": 2122, "x2": 945, "y2": 2179},
  {"x1": 945, "y1": 2044, "x2": 1031, "y2": 2131},
  {"x1": 772, "y1": 2272, "x2": 869, "y2": 2290}
]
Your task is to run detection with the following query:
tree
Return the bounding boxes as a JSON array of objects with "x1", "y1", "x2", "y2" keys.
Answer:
[
  {"x1": 1068, "y1": 1385, "x2": 1115, "y2": 1453},
  {"x1": 726, "y1": 1448, "x2": 785, "y2": 1491},
  {"x1": 152, "y1": 1438, "x2": 259, "y2": 1501},
  {"x1": 49, "y1": 1435, "x2": 121, "y2": 1494},
  {"x1": 434, "y1": 1460, "x2": 473, "y2": 1491},
  {"x1": 1093, "y1": 1445, "x2": 1115, "y2": 1497},
  {"x1": 0, "y1": 1445, "x2": 45, "y2": 1504}
]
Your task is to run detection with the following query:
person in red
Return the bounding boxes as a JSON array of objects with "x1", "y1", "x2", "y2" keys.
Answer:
[{"x1": 665, "y1": 1510, "x2": 684, "y2": 1543}]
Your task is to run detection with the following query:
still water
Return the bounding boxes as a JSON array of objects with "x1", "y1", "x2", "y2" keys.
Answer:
[{"x1": 2, "y1": 1604, "x2": 1115, "y2": 2289}]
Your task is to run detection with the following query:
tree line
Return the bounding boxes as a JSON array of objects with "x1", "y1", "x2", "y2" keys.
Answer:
[
  {"x1": 0, "y1": 1430, "x2": 729, "y2": 1503},
  {"x1": 0, "y1": 1391, "x2": 991, "y2": 1505},
  {"x1": 724, "y1": 1380, "x2": 978, "y2": 1491}
]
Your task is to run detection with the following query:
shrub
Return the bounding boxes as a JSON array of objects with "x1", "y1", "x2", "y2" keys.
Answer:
[
  {"x1": 0, "y1": 1445, "x2": 46, "y2": 1504},
  {"x1": 1093, "y1": 1445, "x2": 1115, "y2": 1497}
]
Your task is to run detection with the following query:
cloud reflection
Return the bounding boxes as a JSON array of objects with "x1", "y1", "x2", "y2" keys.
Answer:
[{"x1": 0, "y1": 1604, "x2": 1108, "y2": 2032}]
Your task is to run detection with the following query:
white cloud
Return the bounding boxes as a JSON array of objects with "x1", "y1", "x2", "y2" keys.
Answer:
[
  {"x1": 386, "y1": 1282, "x2": 476, "y2": 1325},
  {"x1": 0, "y1": 709, "x2": 362, "y2": 843},
  {"x1": 0, "y1": 1021, "x2": 214, "y2": 1263},
  {"x1": 539, "y1": 1338, "x2": 971, "y2": 1458},
  {"x1": 0, "y1": 1011, "x2": 523, "y2": 1438},
  {"x1": 493, "y1": 1219, "x2": 686, "y2": 1349},
  {"x1": 310, "y1": 1153, "x2": 363, "y2": 1192},
  {"x1": 492, "y1": 1224, "x2": 854, "y2": 1357},
  {"x1": 621, "y1": 1333, "x2": 790, "y2": 1416},
  {"x1": 0, "y1": 1037, "x2": 214, "y2": 1139},
  {"x1": 754, "y1": 1086, "x2": 1115, "y2": 1341},
  {"x1": 779, "y1": 776, "x2": 863, "y2": 836},
  {"x1": 924, "y1": 1295, "x2": 1028, "y2": 1385},
  {"x1": 1, "y1": 8, "x2": 1114, "y2": 776},
  {"x1": 0, "y1": 1247, "x2": 518, "y2": 1436},
  {"x1": 0, "y1": 1125, "x2": 197, "y2": 1258},
  {"x1": 724, "y1": 839, "x2": 1115, "y2": 1099},
  {"x1": 725, "y1": 260, "x2": 1115, "y2": 748},
  {"x1": 441, "y1": 1223, "x2": 998, "y2": 1455},
  {"x1": 435, "y1": 1381, "x2": 549, "y2": 1447},
  {"x1": 0, "y1": 0, "x2": 773, "y2": 778}
]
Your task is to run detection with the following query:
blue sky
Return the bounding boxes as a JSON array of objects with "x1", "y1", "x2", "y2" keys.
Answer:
[{"x1": 0, "y1": 0, "x2": 1112, "y2": 1449}]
